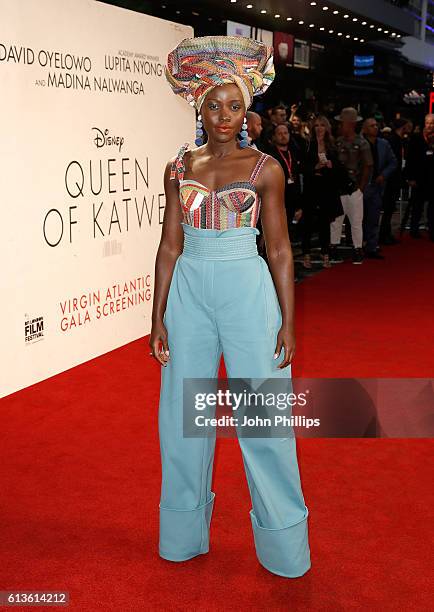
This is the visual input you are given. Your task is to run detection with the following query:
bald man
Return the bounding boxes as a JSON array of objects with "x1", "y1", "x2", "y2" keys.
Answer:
[
  {"x1": 405, "y1": 113, "x2": 434, "y2": 240},
  {"x1": 246, "y1": 111, "x2": 263, "y2": 150}
]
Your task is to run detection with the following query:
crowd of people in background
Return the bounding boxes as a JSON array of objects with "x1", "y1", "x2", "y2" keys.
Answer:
[{"x1": 245, "y1": 103, "x2": 434, "y2": 269}]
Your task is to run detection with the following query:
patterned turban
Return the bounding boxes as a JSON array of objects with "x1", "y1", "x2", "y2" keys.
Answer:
[{"x1": 165, "y1": 35, "x2": 275, "y2": 111}]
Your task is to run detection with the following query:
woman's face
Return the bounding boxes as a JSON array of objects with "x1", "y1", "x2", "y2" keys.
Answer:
[
  {"x1": 201, "y1": 83, "x2": 245, "y2": 144},
  {"x1": 291, "y1": 116, "x2": 301, "y2": 132},
  {"x1": 314, "y1": 121, "x2": 327, "y2": 139}
]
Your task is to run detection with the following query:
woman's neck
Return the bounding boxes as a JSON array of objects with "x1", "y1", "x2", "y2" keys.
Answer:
[
  {"x1": 205, "y1": 139, "x2": 239, "y2": 158},
  {"x1": 317, "y1": 137, "x2": 326, "y2": 149}
]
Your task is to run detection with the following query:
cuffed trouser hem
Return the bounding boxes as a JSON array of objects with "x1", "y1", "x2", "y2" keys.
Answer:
[
  {"x1": 249, "y1": 509, "x2": 311, "y2": 578},
  {"x1": 159, "y1": 492, "x2": 215, "y2": 562}
]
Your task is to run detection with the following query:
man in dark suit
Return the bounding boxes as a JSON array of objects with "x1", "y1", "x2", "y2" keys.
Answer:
[
  {"x1": 362, "y1": 118, "x2": 397, "y2": 258},
  {"x1": 268, "y1": 123, "x2": 303, "y2": 228},
  {"x1": 405, "y1": 114, "x2": 434, "y2": 241},
  {"x1": 257, "y1": 123, "x2": 302, "y2": 279},
  {"x1": 380, "y1": 118, "x2": 413, "y2": 245}
]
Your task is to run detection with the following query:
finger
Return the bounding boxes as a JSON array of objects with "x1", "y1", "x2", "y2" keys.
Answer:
[
  {"x1": 278, "y1": 345, "x2": 289, "y2": 369},
  {"x1": 161, "y1": 336, "x2": 170, "y2": 361},
  {"x1": 149, "y1": 341, "x2": 158, "y2": 360},
  {"x1": 158, "y1": 347, "x2": 169, "y2": 366},
  {"x1": 278, "y1": 344, "x2": 291, "y2": 369},
  {"x1": 148, "y1": 343, "x2": 156, "y2": 358},
  {"x1": 274, "y1": 341, "x2": 282, "y2": 360},
  {"x1": 151, "y1": 341, "x2": 166, "y2": 366},
  {"x1": 157, "y1": 347, "x2": 168, "y2": 366},
  {"x1": 157, "y1": 337, "x2": 170, "y2": 366}
]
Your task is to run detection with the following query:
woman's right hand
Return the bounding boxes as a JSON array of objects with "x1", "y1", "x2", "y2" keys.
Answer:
[
  {"x1": 315, "y1": 161, "x2": 328, "y2": 170},
  {"x1": 149, "y1": 319, "x2": 170, "y2": 366}
]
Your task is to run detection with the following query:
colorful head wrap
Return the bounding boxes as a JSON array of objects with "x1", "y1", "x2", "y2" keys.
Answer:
[{"x1": 165, "y1": 35, "x2": 275, "y2": 111}]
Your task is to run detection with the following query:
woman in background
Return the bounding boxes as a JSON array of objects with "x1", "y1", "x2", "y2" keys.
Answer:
[{"x1": 301, "y1": 116, "x2": 345, "y2": 268}]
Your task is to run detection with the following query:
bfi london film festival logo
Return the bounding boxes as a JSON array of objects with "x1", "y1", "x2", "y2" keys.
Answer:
[{"x1": 24, "y1": 314, "x2": 44, "y2": 344}]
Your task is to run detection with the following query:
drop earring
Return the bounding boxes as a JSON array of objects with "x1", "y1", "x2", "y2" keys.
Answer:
[
  {"x1": 238, "y1": 117, "x2": 249, "y2": 148},
  {"x1": 195, "y1": 114, "x2": 204, "y2": 147}
]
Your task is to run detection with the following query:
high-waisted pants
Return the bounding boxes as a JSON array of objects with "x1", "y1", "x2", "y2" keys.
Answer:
[{"x1": 158, "y1": 223, "x2": 311, "y2": 578}]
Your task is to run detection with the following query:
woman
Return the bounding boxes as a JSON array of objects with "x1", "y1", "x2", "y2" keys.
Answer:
[
  {"x1": 301, "y1": 115, "x2": 345, "y2": 268},
  {"x1": 149, "y1": 36, "x2": 310, "y2": 579},
  {"x1": 289, "y1": 113, "x2": 309, "y2": 159}
]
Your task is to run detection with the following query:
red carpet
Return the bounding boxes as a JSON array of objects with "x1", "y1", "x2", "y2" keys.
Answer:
[{"x1": 2, "y1": 234, "x2": 433, "y2": 611}]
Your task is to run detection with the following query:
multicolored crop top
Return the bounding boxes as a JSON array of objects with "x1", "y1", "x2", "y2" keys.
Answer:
[{"x1": 169, "y1": 143, "x2": 270, "y2": 230}]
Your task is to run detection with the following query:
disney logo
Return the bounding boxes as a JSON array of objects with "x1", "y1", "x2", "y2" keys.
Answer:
[{"x1": 92, "y1": 127, "x2": 125, "y2": 152}]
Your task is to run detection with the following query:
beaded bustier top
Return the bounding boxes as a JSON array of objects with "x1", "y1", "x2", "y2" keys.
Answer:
[{"x1": 169, "y1": 143, "x2": 270, "y2": 230}]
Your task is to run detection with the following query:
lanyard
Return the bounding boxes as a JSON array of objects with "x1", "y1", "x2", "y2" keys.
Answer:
[{"x1": 277, "y1": 147, "x2": 293, "y2": 177}]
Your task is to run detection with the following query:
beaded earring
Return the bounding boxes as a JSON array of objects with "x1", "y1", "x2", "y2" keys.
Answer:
[
  {"x1": 238, "y1": 117, "x2": 249, "y2": 148},
  {"x1": 195, "y1": 114, "x2": 204, "y2": 147}
]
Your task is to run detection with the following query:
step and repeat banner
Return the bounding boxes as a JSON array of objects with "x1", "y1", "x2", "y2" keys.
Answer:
[{"x1": 0, "y1": 0, "x2": 194, "y2": 397}]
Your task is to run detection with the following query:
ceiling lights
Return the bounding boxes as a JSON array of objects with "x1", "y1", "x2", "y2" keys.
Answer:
[{"x1": 224, "y1": 0, "x2": 402, "y2": 44}]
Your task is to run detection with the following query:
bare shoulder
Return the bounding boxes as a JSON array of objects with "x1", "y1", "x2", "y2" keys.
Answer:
[
  {"x1": 258, "y1": 154, "x2": 285, "y2": 187},
  {"x1": 245, "y1": 146, "x2": 263, "y2": 162},
  {"x1": 164, "y1": 156, "x2": 176, "y2": 182},
  {"x1": 184, "y1": 148, "x2": 194, "y2": 168},
  {"x1": 183, "y1": 146, "x2": 206, "y2": 172},
  {"x1": 253, "y1": 153, "x2": 285, "y2": 198},
  {"x1": 164, "y1": 143, "x2": 190, "y2": 179}
]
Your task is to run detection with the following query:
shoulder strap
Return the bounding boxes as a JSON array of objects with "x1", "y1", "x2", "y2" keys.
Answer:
[
  {"x1": 169, "y1": 142, "x2": 189, "y2": 181},
  {"x1": 250, "y1": 152, "x2": 270, "y2": 184}
]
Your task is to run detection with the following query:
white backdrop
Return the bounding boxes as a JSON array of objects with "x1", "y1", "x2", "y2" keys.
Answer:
[{"x1": 0, "y1": 0, "x2": 194, "y2": 398}]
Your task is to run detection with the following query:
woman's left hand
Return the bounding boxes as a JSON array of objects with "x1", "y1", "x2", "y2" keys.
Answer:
[
  {"x1": 274, "y1": 326, "x2": 296, "y2": 368},
  {"x1": 294, "y1": 209, "x2": 303, "y2": 222}
]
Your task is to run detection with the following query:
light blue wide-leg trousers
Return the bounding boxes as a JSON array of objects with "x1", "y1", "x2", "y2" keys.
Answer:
[{"x1": 158, "y1": 223, "x2": 311, "y2": 578}]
